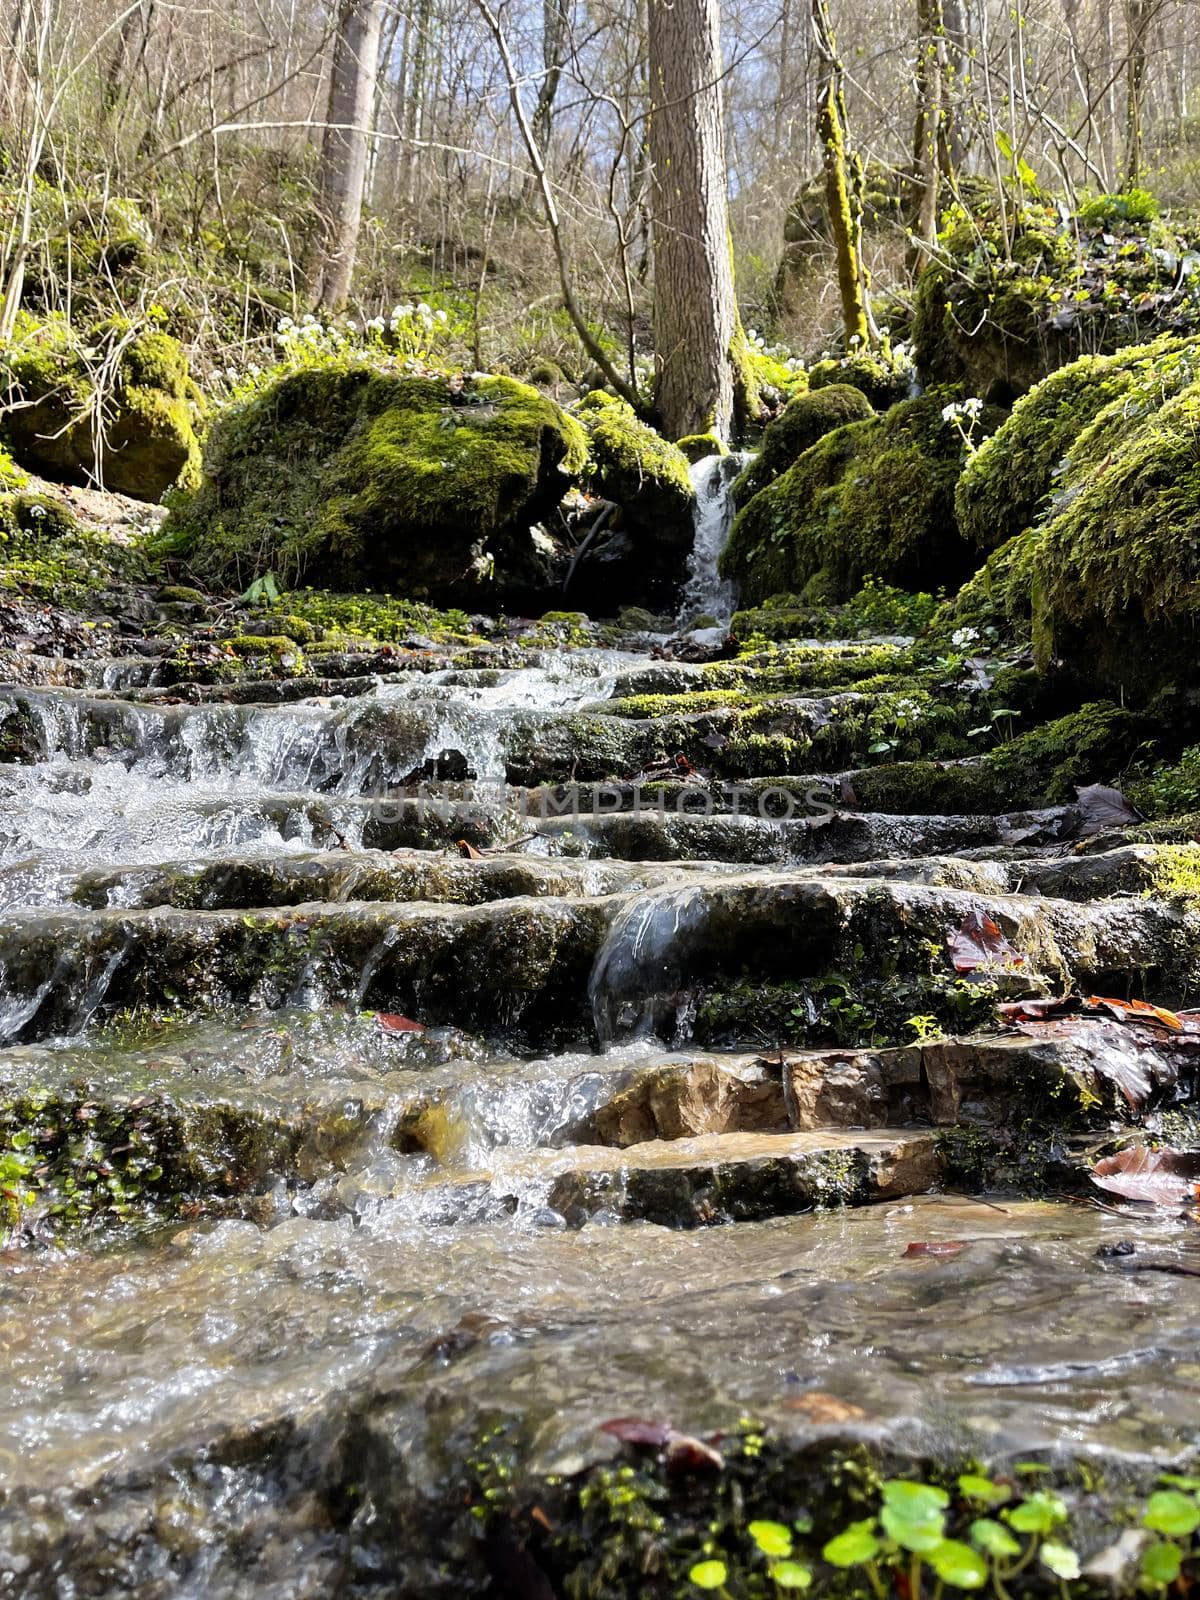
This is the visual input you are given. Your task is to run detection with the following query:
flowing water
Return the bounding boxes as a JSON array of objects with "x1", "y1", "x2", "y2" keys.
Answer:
[
  {"x1": 677, "y1": 452, "x2": 752, "y2": 628},
  {"x1": 0, "y1": 481, "x2": 1196, "y2": 1592}
]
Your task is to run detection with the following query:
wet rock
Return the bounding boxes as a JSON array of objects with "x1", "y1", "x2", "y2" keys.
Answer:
[
  {"x1": 543, "y1": 1128, "x2": 942, "y2": 1225},
  {"x1": 586, "y1": 1058, "x2": 785, "y2": 1146}
]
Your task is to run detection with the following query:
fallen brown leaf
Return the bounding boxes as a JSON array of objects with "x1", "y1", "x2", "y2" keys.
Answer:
[
  {"x1": 1091, "y1": 1145, "x2": 1200, "y2": 1206},
  {"x1": 947, "y1": 911, "x2": 1024, "y2": 974},
  {"x1": 1083, "y1": 995, "x2": 1183, "y2": 1032}
]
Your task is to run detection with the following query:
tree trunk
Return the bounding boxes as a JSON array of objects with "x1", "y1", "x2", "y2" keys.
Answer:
[
  {"x1": 647, "y1": 0, "x2": 740, "y2": 442},
  {"x1": 811, "y1": 0, "x2": 868, "y2": 346},
  {"x1": 400, "y1": 0, "x2": 433, "y2": 206},
  {"x1": 1122, "y1": 0, "x2": 1160, "y2": 187},
  {"x1": 311, "y1": 0, "x2": 385, "y2": 311},
  {"x1": 910, "y1": 0, "x2": 944, "y2": 261},
  {"x1": 529, "y1": 0, "x2": 569, "y2": 164}
]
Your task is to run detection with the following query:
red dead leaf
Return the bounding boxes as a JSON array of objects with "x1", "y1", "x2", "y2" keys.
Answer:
[
  {"x1": 1083, "y1": 995, "x2": 1183, "y2": 1032},
  {"x1": 376, "y1": 1013, "x2": 426, "y2": 1035},
  {"x1": 456, "y1": 839, "x2": 484, "y2": 859},
  {"x1": 904, "y1": 1241, "x2": 967, "y2": 1259},
  {"x1": 946, "y1": 911, "x2": 1024, "y2": 974},
  {"x1": 598, "y1": 1417, "x2": 675, "y2": 1447},
  {"x1": 1091, "y1": 1145, "x2": 1200, "y2": 1206}
]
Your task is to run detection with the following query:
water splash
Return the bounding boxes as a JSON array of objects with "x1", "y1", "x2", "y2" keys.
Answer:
[{"x1": 677, "y1": 452, "x2": 754, "y2": 628}]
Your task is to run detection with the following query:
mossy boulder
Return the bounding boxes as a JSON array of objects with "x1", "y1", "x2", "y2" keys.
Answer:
[
  {"x1": 1027, "y1": 371, "x2": 1200, "y2": 701},
  {"x1": 577, "y1": 391, "x2": 695, "y2": 549},
  {"x1": 160, "y1": 364, "x2": 587, "y2": 598},
  {"x1": 913, "y1": 191, "x2": 1200, "y2": 400},
  {"x1": 808, "y1": 350, "x2": 912, "y2": 410},
  {"x1": 0, "y1": 314, "x2": 202, "y2": 500},
  {"x1": 722, "y1": 394, "x2": 999, "y2": 605},
  {"x1": 0, "y1": 491, "x2": 80, "y2": 539},
  {"x1": 952, "y1": 336, "x2": 1200, "y2": 703},
  {"x1": 732, "y1": 384, "x2": 874, "y2": 506},
  {"x1": 955, "y1": 337, "x2": 1199, "y2": 552}
]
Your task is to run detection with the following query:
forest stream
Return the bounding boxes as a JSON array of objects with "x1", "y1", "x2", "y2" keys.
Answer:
[{"x1": 0, "y1": 464, "x2": 1198, "y2": 1594}]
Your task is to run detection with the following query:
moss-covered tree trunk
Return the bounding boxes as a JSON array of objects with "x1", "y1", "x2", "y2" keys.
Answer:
[
  {"x1": 648, "y1": 0, "x2": 740, "y2": 442},
  {"x1": 311, "y1": 0, "x2": 385, "y2": 311},
  {"x1": 811, "y1": 0, "x2": 869, "y2": 347}
]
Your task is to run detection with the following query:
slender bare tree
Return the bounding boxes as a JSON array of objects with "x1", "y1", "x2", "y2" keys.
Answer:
[{"x1": 310, "y1": 0, "x2": 385, "y2": 309}]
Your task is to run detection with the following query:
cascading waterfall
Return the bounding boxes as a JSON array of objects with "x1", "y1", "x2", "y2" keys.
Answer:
[{"x1": 677, "y1": 451, "x2": 754, "y2": 629}]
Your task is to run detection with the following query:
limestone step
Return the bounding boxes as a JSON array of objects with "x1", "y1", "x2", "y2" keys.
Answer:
[{"x1": 498, "y1": 1127, "x2": 943, "y2": 1226}]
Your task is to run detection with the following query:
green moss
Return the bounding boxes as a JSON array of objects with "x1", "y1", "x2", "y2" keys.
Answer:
[
  {"x1": 732, "y1": 384, "x2": 874, "y2": 506},
  {"x1": 723, "y1": 396, "x2": 995, "y2": 606},
  {"x1": 0, "y1": 442, "x2": 26, "y2": 491},
  {"x1": 732, "y1": 582, "x2": 940, "y2": 643},
  {"x1": 0, "y1": 491, "x2": 80, "y2": 540},
  {"x1": 0, "y1": 494, "x2": 147, "y2": 607},
  {"x1": 220, "y1": 634, "x2": 307, "y2": 669},
  {"x1": 1019, "y1": 361, "x2": 1200, "y2": 697},
  {"x1": 0, "y1": 313, "x2": 202, "y2": 500},
  {"x1": 956, "y1": 338, "x2": 1199, "y2": 552},
  {"x1": 1130, "y1": 747, "x2": 1200, "y2": 819},
  {"x1": 1141, "y1": 843, "x2": 1200, "y2": 903},
  {"x1": 577, "y1": 391, "x2": 694, "y2": 542},
  {"x1": 913, "y1": 189, "x2": 1200, "y2": 398},
  {"x1": 159, "y1": 365, "x2": 586, "y2": 596},
  {"x1": 986, "y1": 701, "x2": 1151, "y2": 804},
  {"x1": 676, "y1": 432, "x2": 726, "y2": 464},
  {"x1": 846, "y1": 702, "x2": 1149, "y2": 812},
  {"x1": 253, "y1": 586, "x2": 477, "y2": 646},
  {"x1": 808, "y1": 350, "x2": 911, "y2": 409}
]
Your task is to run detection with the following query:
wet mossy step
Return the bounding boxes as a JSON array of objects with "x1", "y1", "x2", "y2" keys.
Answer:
[
  {"x1": 0, "y1": 872, "x2": 1189, "y2": 1048},
  {"x1": 1, "y1": 682, "x2": 888, "y2": 787},
  {"x1": 2, "y1": 827, "x2": 1155, "y2": 914},
  {"x1": 20, "y1": 848, "x2": 687, "y2": 914},
  {"x1": 534, "y1": 805, "x2": 1075, "y2": 864},
  {"x1": 0, "y1": 1033, "x2": 783, "y2": 1229},
  {"x1": 3, "y1": 1020, "x2": 1185, "y2": 1235}
]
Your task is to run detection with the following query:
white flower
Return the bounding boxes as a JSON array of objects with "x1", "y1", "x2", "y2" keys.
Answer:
[
  {"x1": 345, "y1": 319, "x2": 358, "y2": 333},
  {"x1": 435, "y1": 309, "x2": 448, "y2": 324},
  {"x1": 277, "y1": 316, "x2": 294, "y2": 333},
  {"x1": 417, "y1": 301, "x2": 432, "y2": 316},
  {"x1": 963, "y1": 396, "x2": 983, "y2": 416},
  {"x1": 951, "y1": 626, "x2": 980, "y2": 648},
  {"x1": 367, "y1": 316, "x2": 385, "y2": 333},
  {"x1": 300, "y1": 311, "x2": 317, "y2": 325}
]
